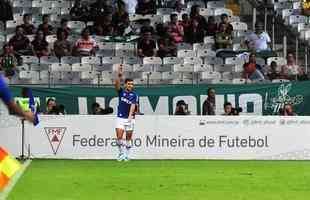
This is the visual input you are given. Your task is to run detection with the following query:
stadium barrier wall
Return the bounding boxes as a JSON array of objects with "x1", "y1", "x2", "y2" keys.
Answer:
[
  {"x1": 8, "y1": 81, "x2": 310, "y2": 115},
  {"x1": 2, "y1": 115, "x2": 310, "y2": 160}
]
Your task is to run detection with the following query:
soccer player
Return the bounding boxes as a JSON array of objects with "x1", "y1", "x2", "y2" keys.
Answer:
[
  {"x1": 114, "y1": 66, "x2": 138, "y2": 161},
  {"x1": 0, "y1": 75, "x2": 34, "y2": 123}
]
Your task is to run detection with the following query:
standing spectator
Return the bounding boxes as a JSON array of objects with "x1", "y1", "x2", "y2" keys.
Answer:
[
  {"x1": 31, "y1": 30, "x2": 49, "y2": 57},
  {"x1": 242, "y1": 53, "x2": 265, "y2": 81},
  {"x1": 167, "y1": 13, "x2": 184, "y2": 43},
  {"x1": 280, "y1": 52, "x2": 301, "y2": 80},
  {"x1": 123, "y1": 0, "x2": 138, "y2": 14},
  {"x1": 0, "y1": 44, "x2": 17, "y2": 78},
  {"x1": 266, "y1": 61, "x2": 280, "y2": 81},
  {"x1": 218, "y1": 14, "x2": 233, "y2": 35},
  {"x1": 113, "y1": 0, "x2": 130, "y2": 36},
  {"x1": 184, "y1": 18, "x2": 205, "y2": 44},
  {"x1": 137, "y1": 31, "x2": 156, "y2": 57},
  {"x1": 215, "y1": 23, "x2": 232, "y2": 49},
  {"x1": 245, "y1": 23, "x2": 271, "y2": 52},
  {"x1": 37, "y1": 15, "x2": 54, "y2": 35},
  {"x1": 0, "y1": 0, "x2": 13, "y2": 24},
  {"x1": 136, "y1": 0, "x2": 156, "y2": 15},
  {"x1": 206, "y1": 16, "x2": 217, "y2": 36},
  {"x1": 54, "y1": 28, "x2": 72, "y2": 58},
  {"x1": 20, "y1": 14, "x2": 36, "y2": 35},
  {"x1": 73, "y1": 28, "x2": 98, "y2": 56},
  {"x1": 157, "y1": 34, "x2": 177, "y2": 58},
  {"x1": 202, "y1": 88, "x2": 216, "y2": 115},
  {"x1": 190, "y1": 5, "x2": 207, "y2": 31},
  {"x1": 70, "y1": 0, "x2": 89, "y2": 22},
  {"x1": 59, "y1": 18, "x2": 71, "y2": 39},
  {"x1": 9, "y1": 26, "x2": 31, "y2": 56}
]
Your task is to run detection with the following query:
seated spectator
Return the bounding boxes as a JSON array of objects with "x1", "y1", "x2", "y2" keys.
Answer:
[
  {"x1": 54, "y1": 28, "x2": 72, "y2": 58},
  {"x1": 202, "y1": 88, "x2": 216, "y2": 115},
  {"x1": 91, "y1": 102, "x2": 114, "y2": 115},
  {"x1": 245, "y1": 23, "x2": 271, "y2": 52},
  {"x1": 59, "y1": 18, "x2": 71, "y2": 39},
  {"x1": 174, "y1": 0, "x2": 186, "y2": 13},
  {"x1": 113, "y1": 1, "x2": 130, "y2": 36},
  {"x1": 89, "y1": 0, "x2": 113, "y2": 21},
  {"x1": 167, "y1": 13, "x2": 184, "y2": 43},
  {"x1": 0, "y1": 0, "x2": 13, "y2": 24},
  {"x1": 242, "y1": 54, "x2": 265, "y2": 81},
  {"x1": 45, "y1": 98, "x2": 57, "y2": 114},
  {"x1": 73, "y1": 28, "x2": 98, "y2": 56},
  {"x1": 70, "y1": 0, "x2": 89, "y2": 22},
  {"x1": 9, "y1": 26, "x2": 31, "y2": 56},
  {"x1": 140, "y1": 19, "x2": 155, "y2": 35},
  {"x1": 37, "y1": 14, "x2": 54, "y2": 35},
  {"x1": 101, "y1": 14, "x2": 115, "y2": 36},
  {"x1": 0, "y1": 44, "x2": 17, "y2": 78},
  {"x1": 90, "y1": 19, "x2": 105, "y2": 36},
  {"x1": 31, "y1": 30, "x2": 49, "y2": 57},
  {"x1": 266, "y1": 61, "x2": 280, "y2": 81},
  {"x1": 218, "y1": 14, "x2": 233, "y2": 35},
  {"x1": 215, "y1": 23, "x2": 232, "y2": 49},
  {"x1": 174, "y1": 100, "x2": 190, "y2": 115},
  {"x1": 20, "y1": 14, "x2": 36, "y2": 35},
  {"x1": 184, "y1": 18, "x2": 205, "y2": 44},
  {"x1": 279, "y1": 103, "x2": 297, "y2": 116},
  {"x1": 297, "y1": 67, "x2": 309, "y2": 81},
  {"x1": 280, "y1": 52, "x2": 301, "y2": 80},
  {"x1": 157, "y1": 34, "x2": 177, "y2": 58},
  {"x1": 190, "y1": 5, "x2": 207, "y2": 31},
  {"x1": 222, "y1": 102, "x2": 232, "y2": 115},
  {"x1": 180, "y1": 13, "x2": 191, "y2": 30},
  {"x1": 122, "y1": 0, "x2": 138, "y2": 14},
  {"x1": 136, "y1": 0, "x2": 156, "y2": 15},
  {"x1": 206, "y1": 16, "x2": 217, "y2": 36},
  {"x1": 137, "y1": 31, "x2": 156, "y2": 57}
]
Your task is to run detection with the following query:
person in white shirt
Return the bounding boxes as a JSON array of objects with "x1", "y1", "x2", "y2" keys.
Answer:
[
  {"x1": 245, "y1": 23, "x2": 271, "y2": 52},
  {"x1": 280, "y1": 52, "x2": 301, "y2": 80}
]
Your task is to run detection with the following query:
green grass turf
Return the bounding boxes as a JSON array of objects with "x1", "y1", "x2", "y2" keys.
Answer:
[{"x1": 7, "y1": 160, "x2": 310, "y2": 200}]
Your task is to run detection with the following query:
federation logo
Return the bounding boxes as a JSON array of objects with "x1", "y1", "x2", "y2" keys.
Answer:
[{"x1": 44, "y1": 127, "x2": 66, "y2": 155}]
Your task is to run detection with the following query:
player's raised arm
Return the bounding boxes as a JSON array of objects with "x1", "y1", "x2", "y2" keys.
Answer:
[{"x1": 114, "y1": 64, "x2": 123, "y2": 92}]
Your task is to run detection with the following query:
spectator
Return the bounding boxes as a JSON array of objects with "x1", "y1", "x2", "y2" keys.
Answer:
[
  {"x1": 91, "y1": 102, "x2": 114, "y2": 115},
  {"x1": 202, "y1": 88, "x2": 216, "y2": 115},
  {"x1": 246, "y1": 53, "x2": 263, "y2": 71},
  {"x1": 279, "y1": 103, "x2": 297, "y2": 116},
  {"x1": 101, "y1": 14, "x2": 115, "y2": 36},
  {"x1": 167, "y1": 13, "x2": 184, "y2": 43},
  {"x1": 70, "y1": 0, "x2": 89, "y2": 22},
  {"x1": 215, "y1": 23, "x2": 232, "y2": 49},
  {"x1": 180, "y1": 13, "x2": 190, "y2": 30},
  {"x1": 20, "y1": 14, "x2": 36, "y2": 35},
  {"x1": 140, "y1": 19, "x2": 155, "y2": 35},
  {"x1": 9, "y1": 26, "x2": 31, "y2": 56},
  {"x1": 45, "y1": 98, "x2": 57, "y2": 114},
  {"x1": 136, "y1": 0, "x2": 156, "y2": 15},
  {"x1": 54, "y1": 28, "x2": 72, "y2": 58},
  {"x1": 89, "y1": 0, "x2": 113, "y2": 21},
  {"x1": 206, "y1": 16, "x2": 217, "y2": 36},
  {"x1": 59, "y1": 18, "x2": 71, "y2": 39},
  {"x1": 122, "y1": 0, "x2": 138, "y2": 14},
  {"x1": 266, "y1": 61, "x2": 280, "y2": 81},
  {"x1": 190, "y1": 5, "x2": 207, "y2": 31},
  {"x1": 113, "y1": 0, "x2": 130, "y2": 36},
  {"x1": 157, "y1": 34, "x2": 177, "y2": 58},
  {"x1": 0, "y1": 44, "x2": 17, "y2": 78},
  {"x1": 280, "y1": 52, "x2": 301, "y2": 80},
  {"x1": 0, "y1": 0, "x2": 13, "y2": 23},
  {"x1": 58, "y1": 104, "x2": 66, "y2": 115},
  {"x1": 174, "y1": 0, "x2": 186, "y2": 13},
  {"x1": 174, "y1": 100, "x2": 190, "y2": 115},
  {"x1": 31, "y1": 30, "x2": 49, "y2": 57},
  {"x1": 73, "y1": 28, "x2": 98, "y2": 56},
  {"x1": 245, "y1": 23, "x2": 271, "y2": 52},
  {"x1": 297, "y1": 67, "x2": 309, "y2": 81},
  {"x1": 218, "y1": 14, "x2": 233, "y2": 35},
  {"x1": 184, "y1": 18, "x2": 205, "y2": 44},
  {"x1": 90, "y1": 19, "x2": 105, "y2": 36},
  {"x1": 37, "y1": 14, "x2": 54, "y2": 35},
  {"x1": 242, "y1": 54, "x2": 265, "y2": 81},
  {"x1": 222, "y1": 102, "x2": 232, "y2": 115},
  {"x1": 137, "y1": 31, "x2": 156, "y2": 57}
]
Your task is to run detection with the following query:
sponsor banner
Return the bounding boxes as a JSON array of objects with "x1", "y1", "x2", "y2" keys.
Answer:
[
  {"x1": 8, "y1": 81, "x2": 310, "y2": 115},
  {"x1": 20, "y1": 115, "x2": 310, "y2": 160}
]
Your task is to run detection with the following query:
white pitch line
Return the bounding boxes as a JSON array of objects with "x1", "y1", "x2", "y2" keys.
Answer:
[{"x1": 0, "y1": 159, "x2": 32, "y2": 200}]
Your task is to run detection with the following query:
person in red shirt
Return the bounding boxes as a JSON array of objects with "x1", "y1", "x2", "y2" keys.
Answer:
[
  {"x1": 73, "y1": 28, "x2": 98, "y2": 56},
  {"x1": 168, "y1": 13, "x2": 184, "y2": 43}
]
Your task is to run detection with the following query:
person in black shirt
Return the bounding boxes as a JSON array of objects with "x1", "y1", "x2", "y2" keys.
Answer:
[
  {"x1": 137, "y1": 31, "x2": 156, "y2": 57},
  {"x1": 20, "y1": 14, "x2": 36, "y2": 35}
]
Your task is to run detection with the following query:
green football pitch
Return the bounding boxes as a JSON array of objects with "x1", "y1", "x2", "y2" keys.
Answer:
[{"x1": 6, "y1": 160, "x2": 310, "y2": 200}]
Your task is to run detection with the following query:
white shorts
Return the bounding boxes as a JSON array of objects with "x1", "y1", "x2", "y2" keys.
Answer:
[{"x1": 115, "y1": 117, "x2": 135, "y2": 132}]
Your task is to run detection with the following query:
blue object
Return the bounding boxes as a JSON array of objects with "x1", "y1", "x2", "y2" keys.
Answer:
[{"x1": 28, "y1": 88, "x2": 39, "y2": 126}]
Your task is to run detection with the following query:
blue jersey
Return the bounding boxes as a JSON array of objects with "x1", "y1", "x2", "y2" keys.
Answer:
[
  {"x1": 0, "y1": 75, "x2": 12, "y2": 104},
  {"x1": 117, "y1": 88, "x2": 138, "y2": 119}
]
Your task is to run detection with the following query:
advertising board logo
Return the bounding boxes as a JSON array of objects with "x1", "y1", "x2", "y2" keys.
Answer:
[{"x1": 44, "y1": 127, "x2": 66, "y2": 155}]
